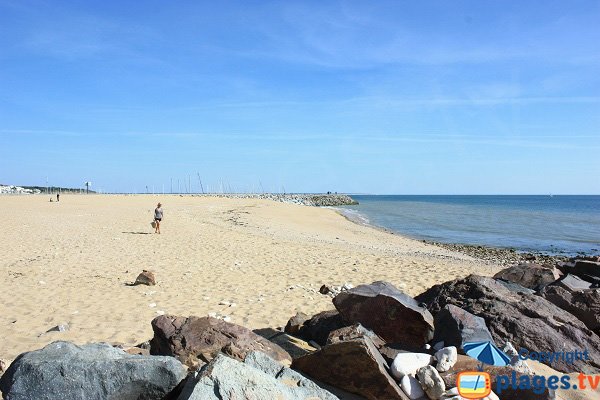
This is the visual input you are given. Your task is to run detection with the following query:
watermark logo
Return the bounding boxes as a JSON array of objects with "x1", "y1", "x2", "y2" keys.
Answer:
[{"x1": 456, "y1": 371, "x2": 492, "y2": 399}]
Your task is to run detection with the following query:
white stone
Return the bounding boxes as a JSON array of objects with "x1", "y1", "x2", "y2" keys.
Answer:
[
  {"x1": 416, "y1": 365, "x2": 446, "y2": 400},
  {"x1": 390, "y1": 353, "x2": 432, "y2": 380},
  {"x1": 435, "y1": 346, "x2": 458, "y2": 372},
  {"x1": 400, "y1": 375, "x2": 426, "y2": 399},
  {"x1": 503, "y1": 341, "x2": 532, "y2": 374}
]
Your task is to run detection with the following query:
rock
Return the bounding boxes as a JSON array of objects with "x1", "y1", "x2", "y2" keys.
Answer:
[
  {"x1": 284, "y1": 311, "x2": 309, "y2": 335},
  {"x1": 333, "y1": 281, "x2": 434, "y2": 346},
  {"x1": 0, "y1": 341, "x2": 186, "y2": 400},
  {"x1": 432, "y1": 304, "x2": 494, "y2": 351},
  {"x1": 400, "y1": 375, "x2": 426, "y2": 399},
  {"x1": 416, "y1": 365, "x2": 445, "y2": 400},
  {"x1": 299, "y1": 310, "x2": 347, "y2": 346},
  {"x1": 45, "y1": 323, "x2": 69, "y2": 333},
  {"x1": 135, "y1": 270, "x2": 156, "y2": 286},
  {"x1": 390, "y1": 353, "x2": 433, "y2": 380},
  {"x1": 540, "y1": 286, "x2": 600, "y2": 335},
  {"x1": 553, "y1": 273, "x2": 594, "y2": 291},
  {"x1": 293, "y1": 337, "x2": 409, "y2": 400},
  {"x1": 150, "y1": 315, "x2": 291, "y2": 368},
  {"x1": 434, "y1": 346, "x2": 457, "y2": 372},
  {"x1": 493, "y1": 263, "x2": 561, "y2": 290},
  {"x1": 572, "y1": 260, "x2": 600, "y2": 279},
  {"x1": 0, "y1": 359, "x2": 7, "y2": 375},
  {"x1": 178, "y1": 352, "x2": 339, "y2": 400},
  {"x1": 253, "y1": 327, "x2": 317, "y2": 359},
  {"x1": 502, "y1": 341, "x2": 532, "y2": 374},
  {"x1": 326, "y1": 323, "x2": 385, "y2": 348},
  {"x1": 416, "y1": 274, "x2": 600, "y2": 373}
]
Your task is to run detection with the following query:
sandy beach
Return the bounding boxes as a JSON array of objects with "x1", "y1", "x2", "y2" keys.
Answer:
[{"x1": 0, "y1": 194, "x2": 499, "y2": 362}]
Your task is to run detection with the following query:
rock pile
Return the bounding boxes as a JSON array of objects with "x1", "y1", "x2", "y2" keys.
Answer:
[
  {"x1": 2, "y1": 260, "x2": 598, "y2": 399},
  {"x1": 195, "y1": 193, "x2": 358, "y2": 206}
]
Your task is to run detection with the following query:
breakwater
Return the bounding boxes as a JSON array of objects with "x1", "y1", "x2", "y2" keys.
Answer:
[{"x1": 194, "y1": 193, "x2": 358, "y2": 207}]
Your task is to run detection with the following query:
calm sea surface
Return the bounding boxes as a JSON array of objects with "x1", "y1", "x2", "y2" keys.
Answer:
[{"x1": 340, "y1": 195, "x2": 600, "y2": 255}]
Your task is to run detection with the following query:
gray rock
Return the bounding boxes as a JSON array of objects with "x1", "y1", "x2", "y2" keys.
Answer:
[
  {"x1": 416, "y1": 365, "x2": 445, "y2": 400},
  {"x1": 539, "y1": 286, "x2": 600, "y2": 335},
  {"x1": 432, "y1": 304, "x2": 494, "y2": 350},
  {"x1": 0, "y1": 341, "x2": 187, "y2": 400},
  {"x1": 178, "y1": 352, "x2": 339, "y2": 400},
  {"x1": 434, "y1": 346, "x2": 457, "y2": 373},
  {"x1": 552, "y1": 273, "x2": 594, "y2": 291},
  {"x1": 299, "y1": 310, "x2": 347, "y2": 346}
]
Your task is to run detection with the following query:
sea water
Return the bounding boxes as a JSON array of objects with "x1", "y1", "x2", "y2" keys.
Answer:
[{"x1": 340, "y1": 195, "x2": 600, "y2": 255}]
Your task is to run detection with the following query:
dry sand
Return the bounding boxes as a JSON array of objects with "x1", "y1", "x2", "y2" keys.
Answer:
[{"x1": 0, "y1": 194, "x2": 499, "y2": 361}]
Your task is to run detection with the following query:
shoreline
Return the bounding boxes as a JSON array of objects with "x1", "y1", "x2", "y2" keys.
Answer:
[{"x1": 334, "y1": 206, "x2": 576, "y2": 266}]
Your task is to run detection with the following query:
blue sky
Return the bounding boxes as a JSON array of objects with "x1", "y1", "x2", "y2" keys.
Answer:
[{"x1": 1, "y1": 0, "x2": 599, "y2": 194}]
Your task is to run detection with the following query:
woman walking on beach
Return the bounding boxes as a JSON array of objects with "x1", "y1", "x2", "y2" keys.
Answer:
[{"x1": 154, "y1": 202, "x2": 163, "y2": 234}]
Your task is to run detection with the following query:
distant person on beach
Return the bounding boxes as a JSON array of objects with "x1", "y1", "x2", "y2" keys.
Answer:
[
  {"x1": 56, "y1": 193, "x2": 60, "y2": 202},
  {"x1": 154, "y1": 203, "x2": 163, "y2": 234}
]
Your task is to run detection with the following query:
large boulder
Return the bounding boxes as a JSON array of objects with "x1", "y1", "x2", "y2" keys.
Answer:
[
  {"x1": 493, "y1": 263, "x2": 560, "y2": 290},
  {"x1": 298, "y1": 310, "x2": 347, "y2": 346},
  {"x1": 433, "y1": 304, "x2": 494, "y2": 350},
  {"x1": 0, "y1": 341, "x2": 186, "y2": 400},
  {"x1": 178, "y1": 351, "x2": 339, "y2": 400},
  {"x1": 150, "y1": 315, "x2": 291, "y2": 368},
  {"x1": 415, "y1": 274, "x2": 600, "y2": 374},
  {"x1": 572, "y1": 260, "x2": 600, "y2": 278},
  {"x1": 333, "y1": 281, "x2": 434, "y2": 346},
  {"x1": 540, "y1": 286, "x2": 600, "y2": 335},
  {"x1": 293, "y1": 337, "x2": 409, "y2": 400}
]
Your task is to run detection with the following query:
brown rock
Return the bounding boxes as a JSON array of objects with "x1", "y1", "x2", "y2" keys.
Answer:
[
  {"x1": 326, "y1": 323, "x2": 385, "y2": 348},
  {"x1": 150, "y1": 315, "x2": 291, "y2": 368},
  {"x1": 494, "y1": 263, "x2": 561, "y2": 290},
  {"x1": 292, "y1": 337, "x2": 409, "y2": 400},
  {"x1": 433, "y1": 304, "x2": 494, "y2": 350},
  {"x1": 540, "y1": 286, "x2": 600, "y2": 335},
  {"x1": 284, "y1": 312, "x2": 309, "y2": 336},
  {"x1": 135, "y1": 270, "x2": 156, "y2": 286},
  {"x1": 333, "y1": 281, "x2": 434, "y2": 346},
  {"x1": 299, "y1": 310, "x2": 347, "y2": 346}
]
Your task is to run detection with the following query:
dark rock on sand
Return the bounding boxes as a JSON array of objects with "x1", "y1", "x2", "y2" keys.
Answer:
[
  {"x1": 299, "y1": 310, "x2": 347, "y2": 346},
  {"x1": 494, "y1": 263, "x2": 561, "y2": 290},
  {"x1": 150, "y1": 315, "x2": 291, "y2": 369},
  {"x1": 293, "y1": 337, "x2": 409, "y2": 400},
  {"x1": 416, "y1": 274, "x2": 600, "y2": 373},
  {"x1": 333, "y1": 281, "x2": 434, "y2": 346},
  {"x1": 284, "y1": 311, "x2": 310, "y2": 336},
  {"x1": 432, "y1": 304, "x2": 494, "y2": 350},
  {"x1": 326, "y1": 323, "x2": 385, "y2": 348},
  {"x1": 179, "y1": 351, "x2": 339, "y2": 400},
  {"x1": 540, "y1": 286, "x2": 600, "y2": 335},
  {"x1": 0, "y1": 341, "x2": 186, "y2": 400},
  {"x1": 135, "y1": 270, "x2": 156, "y2": 286},
  {"x1": 573, "y1": 260, "x2": 600, "y2": 278}
]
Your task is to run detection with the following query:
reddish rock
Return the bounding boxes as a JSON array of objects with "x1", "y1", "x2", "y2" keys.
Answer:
[
  {"x1": 494, "y1": 263, "x2": 561, "y2": 290},
  {"x1": 333, "y1": 281, "x2": 434, "y2": 346},
  {"x1": 135, "y1": 270, "x2": 156, "y2": 286},
  {"x1": 150, "y1": 315, "x2": 291, "y2": 368},
  {"x1": 292, "y1": 337, "x2": 409, "y2": 400},
  {"x1": 540, "y1": 286, "x2": 600, "y2": 335},
  {"x1": 326, "y1": 323, "x2": 385, "y2": 348}
]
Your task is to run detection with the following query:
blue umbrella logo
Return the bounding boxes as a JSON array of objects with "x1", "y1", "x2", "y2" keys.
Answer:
[{"x1": 464, "y1": 341, "x2": 511, "y2": 368}]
